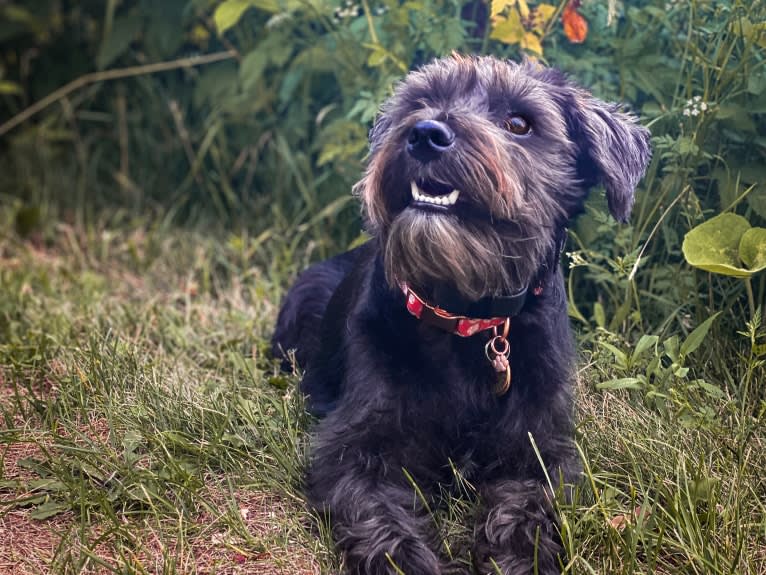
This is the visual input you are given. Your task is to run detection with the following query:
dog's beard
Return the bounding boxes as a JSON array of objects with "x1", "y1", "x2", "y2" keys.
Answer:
[{"x1": 384, "y1": 208, "x2": 526, "y2": 302}]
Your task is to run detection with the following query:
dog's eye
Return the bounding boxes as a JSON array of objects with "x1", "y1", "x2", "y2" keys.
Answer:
[{"x1": 504, "y1": 115, "x2": 531, "y2": 135}]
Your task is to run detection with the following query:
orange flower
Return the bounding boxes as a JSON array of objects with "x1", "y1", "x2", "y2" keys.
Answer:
[{"x1": 562, "y1": 1, "x2": 588, "y2": 43}]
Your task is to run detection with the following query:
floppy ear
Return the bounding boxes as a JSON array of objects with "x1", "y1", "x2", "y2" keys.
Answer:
[{"x1": 570, "y1": 93, "x2": 652, "y2": 222}]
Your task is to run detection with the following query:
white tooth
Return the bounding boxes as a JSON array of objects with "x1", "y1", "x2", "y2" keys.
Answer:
[
  {"x1": 447, "y1": 190, "x2": 460, "y2": 205},
  {"x1": 411, "y1": 181, "x2": 419, "y2": 199}
]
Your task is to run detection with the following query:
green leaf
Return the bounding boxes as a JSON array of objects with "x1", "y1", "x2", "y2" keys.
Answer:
[
  {"x1": 593, "y1": 301, "x2": 605, "y2": 328},
  {"x1": 193, "y1": 62, "x2": 238, "y2": 107},
  {"x1": 214, "y1": 0, "x2": 255, "y2": 34},
  {"x1": 367, "y1": 46, "x2": 388, "y2": 68},
  {"x1": 145, "y1": 0, "x2": 187, "y2": 58},
  {"x1": 676, "y1": 136, "x2": 699, "y2": 156},
  {"x1": 672, "y1": 364, "x2": 689, "y2": 378},
  {"x1": 739, "y1": 227, "x2": 766, "y2": 272},
  {"x1": 680, "y1": 312, "x2": 721, "y2": 358},
  {"x1": 97, "y1": 11, "x2": 142, "y2": 69},
  {"x1": 682, "y1": 213, "x2": 754, "y2": 277},
  {"x1": 632, "y1": 334, "x2": 659, "y2": 363},
  {"x1": 267, "y1": 374, "x2": 290, "y2": 389},
  {"x1": 29, "y1": 500, "x2": 69, "y2": 520},
  {"x1": 663, "y1": 335, "x2": 679, "y2": 363},
  {"x1": 279, "y1": 68, "x2": 303, "y2": 106},
  {"x1": 0, "y1": 80, "x2": 22, "y2": 95},
  {"x1": 694, "y1": 379, "x2": 724, "y2": 399},
  {"x1": 598, "y1": 342, "x2": 628, "y2": 369},
  {"x1": 596, "y1": 377, "x2": 644, "y2": 390},
  {"x1": 214, "y1": 0, "x2": 280, "y2": 32},
  {"x1": 748, "y1": 189, "x2": 766, "y2": 219},
  {"x1": 27, "y1": 479, "x2": 67, "y2": 492},
  {"x1": 239, "y1": 50, "x2": 268, "y2": 94}
]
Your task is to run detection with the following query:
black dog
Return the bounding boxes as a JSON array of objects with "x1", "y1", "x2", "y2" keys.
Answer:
[{"x1": 273, "y1": 55, "x2": 651, "y2": 575}]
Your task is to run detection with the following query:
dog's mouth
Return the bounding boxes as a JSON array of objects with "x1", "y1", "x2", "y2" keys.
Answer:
[{"x1": 409, "y1": 180, "x2": 460, "y2": 212}]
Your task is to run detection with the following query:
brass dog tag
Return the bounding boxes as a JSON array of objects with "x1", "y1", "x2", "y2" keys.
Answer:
[{"x1": 485, "y1": 319, "x2": 511, "y2": 395}]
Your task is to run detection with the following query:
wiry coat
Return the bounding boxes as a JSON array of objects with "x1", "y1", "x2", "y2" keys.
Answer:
[{"x1": 272, "y1": 55, "x2": 651, "y2": 575}]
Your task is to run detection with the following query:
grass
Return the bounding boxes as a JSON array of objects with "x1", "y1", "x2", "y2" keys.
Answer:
[{"x1": 0, "y1": 205, "x2": 764, "y2": 575}]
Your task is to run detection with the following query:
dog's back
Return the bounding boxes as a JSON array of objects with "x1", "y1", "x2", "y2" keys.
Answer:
[{"x1": 271, "y1": 245, "x2": 368, "y2": 370}]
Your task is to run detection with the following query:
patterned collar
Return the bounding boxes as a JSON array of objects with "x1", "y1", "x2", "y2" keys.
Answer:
[{"x1": 401, "y1": 283, "x2": 532, "y2": 337}]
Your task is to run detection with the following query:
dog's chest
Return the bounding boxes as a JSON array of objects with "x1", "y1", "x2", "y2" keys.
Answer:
[{"x1": 381, "y1": 327, "x2": 505, "y2": 442}]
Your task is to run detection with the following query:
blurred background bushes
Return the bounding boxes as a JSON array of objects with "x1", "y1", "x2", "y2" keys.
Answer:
[{"x1": 0, "y1": 0, "x2": 764, "y2": 403}]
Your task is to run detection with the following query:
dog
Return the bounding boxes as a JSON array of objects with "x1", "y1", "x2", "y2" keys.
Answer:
[{"x1": 272, "y1": 54, "x2": 651, "y2": 575}]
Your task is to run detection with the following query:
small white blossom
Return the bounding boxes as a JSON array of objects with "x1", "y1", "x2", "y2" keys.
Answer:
[
  {"x1": 333, "y1": 2, "x2": 361, "y2": 20},
  {"x1": 682, "y1": 96, "x2": 712, "y2": 118}
]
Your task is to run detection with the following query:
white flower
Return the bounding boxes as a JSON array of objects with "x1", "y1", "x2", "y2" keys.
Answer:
[{"x1": 682, "y1": 95, "x2": 711, "y2": 118}]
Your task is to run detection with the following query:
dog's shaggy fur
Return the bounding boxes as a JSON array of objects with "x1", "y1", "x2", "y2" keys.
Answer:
[{"x1": 273, "y1": 55, "x2": 651, "y2": 575}]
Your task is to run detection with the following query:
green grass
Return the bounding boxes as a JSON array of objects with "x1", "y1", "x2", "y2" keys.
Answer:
[{"x1": 0, "y1": 207, "x2": 764, "y2": 574}]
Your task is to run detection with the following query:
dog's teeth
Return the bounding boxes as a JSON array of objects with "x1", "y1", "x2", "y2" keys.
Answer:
[
  {"x1": 410, "y1": 181, "x2": 460, "y2": 207},
  {"x1": 446, "y1": 190, "x2": 460, "y2": 205},
  {"x1": 410, "y1": 182, "x2": 421, "y2": 202}
]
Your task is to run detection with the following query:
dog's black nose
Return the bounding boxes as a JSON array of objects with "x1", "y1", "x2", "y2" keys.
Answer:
[{"x1": 407, "y1": 120, "x2": 454, "y2": 162}]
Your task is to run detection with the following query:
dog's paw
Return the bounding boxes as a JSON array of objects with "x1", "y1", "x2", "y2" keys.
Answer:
[
  {"x1": 472, "y1": 481, "x2": 563, "y2": 575},
  {"x1": 343, "y1": 537, "x2": 443, "y2": 575}
]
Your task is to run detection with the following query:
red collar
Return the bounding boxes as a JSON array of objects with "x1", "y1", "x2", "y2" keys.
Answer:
[{"x1": 402, "y1": 284, "x2": 509, "y2": 337}]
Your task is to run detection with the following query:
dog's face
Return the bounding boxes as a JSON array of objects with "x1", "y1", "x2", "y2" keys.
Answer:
[{"x1": 354, "y1": 55, "x2": 651, "y2": 302}]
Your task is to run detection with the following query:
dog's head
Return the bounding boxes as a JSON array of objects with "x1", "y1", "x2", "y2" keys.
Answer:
[{"x1": 354, "y1": 55, "x2": 651, "y2": 302}]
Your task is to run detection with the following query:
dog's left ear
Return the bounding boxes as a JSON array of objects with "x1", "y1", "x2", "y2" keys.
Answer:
[{"x1": 569, "y1": 93, "x2": 652, "y2": 222}]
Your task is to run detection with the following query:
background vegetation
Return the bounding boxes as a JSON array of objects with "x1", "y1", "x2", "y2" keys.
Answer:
[{"x1": 0, "y1": 0, "x2": 764, "y2": 573}]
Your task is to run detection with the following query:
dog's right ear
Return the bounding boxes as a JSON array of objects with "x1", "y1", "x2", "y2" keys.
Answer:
[{"x1": 569, "y1": 92, "x2": 652, "y2": 222}]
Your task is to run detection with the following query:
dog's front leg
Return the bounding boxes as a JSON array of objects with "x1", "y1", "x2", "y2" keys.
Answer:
[
  {"x1": 307, "y1": 433, "x2": 444, "y2": 575},
  {"x1": 309, "y1": 468, "x2": 442, "y2": 575},
  {"x1": 473, "y1": 479, "x2": 562, "y2": 575}
]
